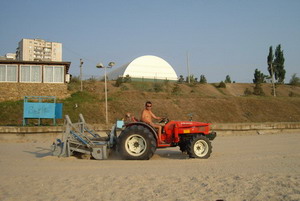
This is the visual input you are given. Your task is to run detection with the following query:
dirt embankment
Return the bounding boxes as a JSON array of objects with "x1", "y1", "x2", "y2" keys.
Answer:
[
  {"x1": 79, "y1": 82, "x2": 300, "y2": 124},
  {"x1": 1, "y1": 82, "x2": 300, "y2": 125}
]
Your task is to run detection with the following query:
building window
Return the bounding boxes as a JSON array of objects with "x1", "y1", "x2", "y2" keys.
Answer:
[
  {"x1": 0, "y1": 65, "x2": 18, "y2": 82},
  {"x1": 20, "y1": 65, "x2": 42, "y2": 83},
  {"x1": 44, "y1": 65, "x2": 64, "y2": 83}
]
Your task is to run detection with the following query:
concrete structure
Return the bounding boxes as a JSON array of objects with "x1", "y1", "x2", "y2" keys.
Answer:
[
  {"x1": 0, "y1": 53, "x2": 17, "y2": 61},
  {"x1": 107, "y1": 55, "x2": 178, "y2": 81},
  {"x1": 16, "y1": 38, "x2": 62, "y2": 62},
  {"x1": 0, "y1": 59, "x2": 71, "y2": 101},
  {"x1": 5, "y1": 53, "x2": 16, "y2": 60},
  {"x1": 1, "y1": 122, "x2": 300, "y2": 142}
]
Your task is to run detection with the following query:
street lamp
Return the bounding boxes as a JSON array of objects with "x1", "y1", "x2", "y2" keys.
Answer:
[{"x1": 96, "y1": 61, "x2": 115, "y2": 125}]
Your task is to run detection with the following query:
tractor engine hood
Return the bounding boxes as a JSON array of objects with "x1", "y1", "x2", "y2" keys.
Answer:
[{"x1": 173, "y1": 121, "x2": 210, "y2": 128}]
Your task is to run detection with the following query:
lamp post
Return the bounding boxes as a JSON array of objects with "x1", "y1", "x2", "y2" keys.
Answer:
[{"x1": 96, "y1": 62, "x2": 115, "y2": 125}]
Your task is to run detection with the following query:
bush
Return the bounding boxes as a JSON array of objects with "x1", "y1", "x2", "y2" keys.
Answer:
[
  {"x1": 164, "y1": 79, "x2": 170, "y2": 85},
  {"x1": 253, "y1": 83, "x2": 265, "y2": 96},
  {"x1": 188, "y1": 82, "x2": 197, "y2": 87},
  {"x1": 153, "y1": 82, "x2": 163, "y2": 92},
  {"x1": 244, "y1": 88, "x2": 252, "y2": 96},
  {"x1": 171, "y1": 84, "x2": 182, "y2": 95},
  {"x1": 123, "y1": 75, "x2": 132, "y2": 83},
  {"x1": 289, "y1": 92, "x2": 295, "y2": 97},
  {"x1": 115, "y1": 77, "x2": 123, "y2": 87},
  {"x1": 87, "y1": 76, "x2": 97, "y2": 83},
  {"x1": 114, "y1": 75, "x2": 132, "y2": 87},
  {"x1": 120, "y1": 85, "x2": 129, "y2": 91},
  {"x1": 70, "y1": 76, "x2": 80, "y2": 83},
  {"x1": 218, "y1": 81, "x2": 226, "y2": 88},
  {"x1": 67, "y1": 83, "x2": 77, "y2": 91},
  {"x1": 67, "y1": 76, "x2": 80, "y2": 91},
  {"x1": 290, "y1": 73, "x2": 300, "y2": 86}
]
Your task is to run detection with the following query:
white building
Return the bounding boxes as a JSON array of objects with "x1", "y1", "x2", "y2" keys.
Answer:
[{"x1": 107, "y1": 55, "x2": 178, "y2": 81}]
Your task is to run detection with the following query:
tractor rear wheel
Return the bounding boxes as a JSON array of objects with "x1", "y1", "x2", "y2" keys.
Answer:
[
  {"x1": 118, "y1": 125, "x2": 156, "y2": 160},
  {"x1": 187, "y1": 135, "x2": 212, "y2": 159}
]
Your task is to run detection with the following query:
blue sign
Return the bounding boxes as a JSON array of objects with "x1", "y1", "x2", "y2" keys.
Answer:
[
  {"x1": 24, "y1": 103, "x2": 56, "y2": 119},
  {"x1": 23, "y1": 96, "x2": 63, "y2": 126},
  {"x1": 55, "y1": 103, "x2": 63, "y2": 119}
]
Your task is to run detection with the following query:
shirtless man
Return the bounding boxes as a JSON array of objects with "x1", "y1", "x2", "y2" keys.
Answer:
[{"x1": 141, "y1": 101, "x2": 163, "y2": 142}]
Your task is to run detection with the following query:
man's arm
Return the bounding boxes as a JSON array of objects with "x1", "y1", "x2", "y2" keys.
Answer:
[{"x1": 150, "y1": 111, "x2": 161, "y2": 120}]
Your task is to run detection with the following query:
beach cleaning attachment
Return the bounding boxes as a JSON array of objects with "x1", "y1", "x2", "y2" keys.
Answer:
[{"x1": 51, "y1": 114, "x2": 118, "y2": 160}]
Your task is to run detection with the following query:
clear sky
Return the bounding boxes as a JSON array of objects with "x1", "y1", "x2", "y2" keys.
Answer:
[{"x1": 1, "y1": 0, "x2": 299, "y2": 83}]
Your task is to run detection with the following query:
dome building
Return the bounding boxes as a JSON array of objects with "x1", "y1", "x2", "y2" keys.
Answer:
[{"x1": 107, "y1": 55, "x2": 178, "y2": 81}]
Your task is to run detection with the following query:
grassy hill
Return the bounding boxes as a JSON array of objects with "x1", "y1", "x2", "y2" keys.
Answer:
[{"x1": 0, "y1": 80, "x2": 300, "y2": 126}]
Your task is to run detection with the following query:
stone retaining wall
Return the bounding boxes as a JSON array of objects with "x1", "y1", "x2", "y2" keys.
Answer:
[
  {"x1": 211, "y1": 122, "x2": 300, "y2": 136},
  {"x1": 0, "y1": 83, "x2": 70, "y2": 101},
  {"x1": 0, "y1": 122, "x2": 299, "y2": 142}
]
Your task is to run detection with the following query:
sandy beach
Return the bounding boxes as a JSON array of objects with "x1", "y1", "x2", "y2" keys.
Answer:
[{"x1": 0, "y1": 133, "x2": 299, "y2": 201}]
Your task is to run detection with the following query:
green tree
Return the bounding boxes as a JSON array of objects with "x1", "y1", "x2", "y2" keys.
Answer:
[
  {"x1": 178, "y1": 75, "x2": 184, "y2": 83},
  {"x1": 224, "y1": 75, "x2": 231, "y2": 83},
  {"x1": 199, "y1": 75, "x2": 207, "y2": 84},
  {"x1": 267, "y1": 46, "x2": 276, "y2": 96},
  {"x1": 253, "y1": 69, "x2": 267, "y2": 84},
  {"x1": 123, "y1": 74, "x2": 132, "y2": 83},
  {"x1": 114, "y1": 75, "x2": 131, "y2": 87},
  {"x1": 268, "y1": 45, "x2": 286, "y2": 83},
  {"x1": 267, "y1": 46, "x2": 274, "y2": 77},
  {"x1": 186, "y1": 75, "x2": 197, "y2": 83},
  {"x1": 274, "y1": 44, "x2": 286, "y2": 83}
]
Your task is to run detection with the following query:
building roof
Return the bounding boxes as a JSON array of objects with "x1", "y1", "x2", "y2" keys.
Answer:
[
  {"x1": 0, "y1": 60, "x2": 71, "y2": 73},
  {"x1": 107, "y1": 55, "x2": 178, "y2": 81}
]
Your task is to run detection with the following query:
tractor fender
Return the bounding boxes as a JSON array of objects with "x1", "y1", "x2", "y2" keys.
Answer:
[{"x1": 124, "y1": 122, "x2": 158, "y2": 140}]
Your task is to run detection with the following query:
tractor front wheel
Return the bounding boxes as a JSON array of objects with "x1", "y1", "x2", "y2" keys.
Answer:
[
  {"x1": 118, "y1": 125, "x2": 156, "y2": 160},
  {"x1": 187, "y1": 135, "x2": 212, "y2": 159}
]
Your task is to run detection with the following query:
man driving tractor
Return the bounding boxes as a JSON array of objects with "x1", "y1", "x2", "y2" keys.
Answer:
[{"x1": 141, "y1": 101, "x2": 164, "y2": 142}]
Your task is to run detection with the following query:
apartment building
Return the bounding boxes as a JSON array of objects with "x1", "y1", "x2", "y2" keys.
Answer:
[{"x1": 16, "y1": 38, "x2": 62, "y2": 62}]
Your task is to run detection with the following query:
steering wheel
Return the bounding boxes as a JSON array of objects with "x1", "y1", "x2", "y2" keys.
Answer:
[{"x1": 159, "y1": 117, "x2": 169, "y2": 124}]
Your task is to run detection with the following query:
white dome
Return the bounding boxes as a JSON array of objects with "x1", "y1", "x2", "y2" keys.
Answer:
[{"x1": 107, "y1": 55, "x2": 178, "y2": 81}]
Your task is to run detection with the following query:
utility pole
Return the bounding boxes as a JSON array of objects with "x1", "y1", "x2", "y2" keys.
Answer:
[
  {"x1": 187, "y1": 52, "x2": 190, "y2": 84},
  {"x1": 80, "y1": 59, "x2": 83, "y2": 91}
]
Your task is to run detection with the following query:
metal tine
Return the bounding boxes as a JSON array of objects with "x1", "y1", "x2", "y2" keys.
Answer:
[
  {"x1": 79, "y1": 113, "x2": 102, "y2": 139},
  {"x1": 65, "y1": 115, "x2": 95, "y2": 147}
]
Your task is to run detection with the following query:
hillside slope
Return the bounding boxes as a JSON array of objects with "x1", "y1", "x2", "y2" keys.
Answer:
[{"x1": 0, "y1": 81, "x2": 300, "y2": 126}]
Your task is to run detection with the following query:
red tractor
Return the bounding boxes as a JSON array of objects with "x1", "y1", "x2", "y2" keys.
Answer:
[{"x1": 117, "y1": 118, "x2": 216, "y2": 160}]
